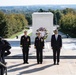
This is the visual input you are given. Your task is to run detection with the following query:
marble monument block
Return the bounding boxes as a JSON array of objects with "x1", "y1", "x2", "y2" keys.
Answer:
[{"x1": 32, "y1": 12, "x2": 53, "y2": 42}]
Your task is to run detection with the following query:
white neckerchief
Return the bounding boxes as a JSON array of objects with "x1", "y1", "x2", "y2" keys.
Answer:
[{"x1": 55, "y1": 34, "x2": 58, "y2": 40}]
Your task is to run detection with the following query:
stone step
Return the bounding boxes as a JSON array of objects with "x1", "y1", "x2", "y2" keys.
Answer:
[{"x1": 5, "y1": 56, "x2": 76, "y2": 59}]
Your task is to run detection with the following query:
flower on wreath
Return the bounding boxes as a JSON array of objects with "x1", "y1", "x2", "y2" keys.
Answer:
[{"x1": 36, "y1": 27, "x2": 48, "y2": 40}]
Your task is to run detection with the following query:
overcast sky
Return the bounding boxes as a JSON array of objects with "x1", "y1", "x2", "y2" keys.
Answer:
[{"x1": 0, "y1": 0, "x2": 76, "y2": 6}]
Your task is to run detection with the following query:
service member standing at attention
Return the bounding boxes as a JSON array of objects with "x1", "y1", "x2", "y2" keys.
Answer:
[
  {"x1": 51, "y1": 30, "x2": 62, "y2": 65},
  {"x1": 34, "y1": 32, "x2": 44, "y2": 64},
  {"x1": 20, "y1": 31, "x2": 31, "y2": 64}
]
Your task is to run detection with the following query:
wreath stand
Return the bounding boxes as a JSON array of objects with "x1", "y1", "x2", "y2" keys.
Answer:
[{"x1": 44, "y1": 39, "x2": 49, "y2": 52}]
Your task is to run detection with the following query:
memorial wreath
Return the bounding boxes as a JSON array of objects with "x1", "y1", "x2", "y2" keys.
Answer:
[{"x1": 36, "y1": 27, "x2": 48, "y2": 40}]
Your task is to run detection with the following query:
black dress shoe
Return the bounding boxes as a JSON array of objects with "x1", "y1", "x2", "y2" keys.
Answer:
[
  {"x1": 37, "y1": 62, "x2": 39, "y2": 64},
  {"x1": 40, "y1": 62, "x2": 42, "y2": 64},
  {"x1": 57, "y1": 62, "x2": 59, "y2": 65},
  {"x1": 23, "y1": 62, "x2": 29, "y2": 64},
  {"x1": 23, "y1": 62, "x2": 26, "y2": 64},
  {"x1": 26, "y1": 62, "x2": 29, "y2": 64}
]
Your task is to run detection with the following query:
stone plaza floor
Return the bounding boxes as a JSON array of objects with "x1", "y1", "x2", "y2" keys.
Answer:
[
  {"x1": 4, "y1": 38, "x2": 76, "y2": 75},
  {"x1": 6, "y1": 59, "x2": 76, "y2": 75}
]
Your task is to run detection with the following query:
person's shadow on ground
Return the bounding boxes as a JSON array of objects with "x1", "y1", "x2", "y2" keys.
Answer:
[
  {"x1": 8, "y1": 63, "x2": 37, "y2": 72},
  {"x1": 18, "y1": 64, "x2": 54, "y2": 75},
  {"x1": 8, "y1": 63, "x2": 23, "y2": 69}
]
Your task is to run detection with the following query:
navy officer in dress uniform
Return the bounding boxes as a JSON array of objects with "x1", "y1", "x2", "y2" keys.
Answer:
[
  {"x1": 34, "y1": 32, "x2": 44, "y2": 64},
  {"x1": 20, "y1": 30, "x2": 31, "y2": 64}
]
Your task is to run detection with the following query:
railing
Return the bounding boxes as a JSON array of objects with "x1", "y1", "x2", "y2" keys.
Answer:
[{"x1": 0, "y1": 62, "x2": 7, "y2": 75}]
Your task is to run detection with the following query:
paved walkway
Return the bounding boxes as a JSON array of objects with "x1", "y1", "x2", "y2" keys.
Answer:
[
  {"x1": 4, "y1": 38, "x2": 76, "y2": 75},
  {"x1": 14, "y1": 28, "x2": 32, "y2": 39},
  {"x1": 6, "y1": 39, "x2": 76, "y2": 58},
  {"x1": 6, "y1": 59, "x2": 76, "y2": 75},
  {"x1": 4, "y1": 27, "x2": 76, "y2": 75}
]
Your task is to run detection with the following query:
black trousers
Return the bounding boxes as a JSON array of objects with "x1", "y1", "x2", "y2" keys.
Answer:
[
  {"x1": 53, "y1": 47, "x2": 60, "y2": 63},
  {"x1": 0, "y1": 51, "x2": 4, "y2": 75},
  {"x1": 0, "y1": 67, "x2": 4, "y2": 75},
  {"x1": 36, "y1": 48, "x2": 43, "y2": 63},
  {"x1": 22, "y1": 47, "x2": 29, "y2": 63}
]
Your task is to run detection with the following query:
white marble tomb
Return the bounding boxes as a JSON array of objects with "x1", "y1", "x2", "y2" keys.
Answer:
[{"x1": 31, "y1": 12, "x2": 53, "y2": 42}]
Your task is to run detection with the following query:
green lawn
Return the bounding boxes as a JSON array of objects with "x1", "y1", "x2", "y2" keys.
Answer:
[
  {"x1": 28, "y1": 33, "x2": 32, "y2": 36},
  {"x1": 9, "y1": 29, "x2": 28, "y2": 39}
]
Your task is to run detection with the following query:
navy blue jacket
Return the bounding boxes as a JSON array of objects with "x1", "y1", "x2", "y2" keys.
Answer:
[
  {"x1": 20, "y1": 35, "x2": 31, "y2": 48},
  {"x1": 51, "y1": 35, "x2": 62, "y2": 48},
  {"x1": 35, "y1": 37, "x2": 44, "y2": 49}
]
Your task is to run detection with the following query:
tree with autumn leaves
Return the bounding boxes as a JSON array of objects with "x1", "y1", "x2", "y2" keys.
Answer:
[
  {"x1": 59, "y1": 12, "x2": 76, "y2": 37},
  {"x1": 0, "y1": 11, "x2": 28, "y2": 38}
]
